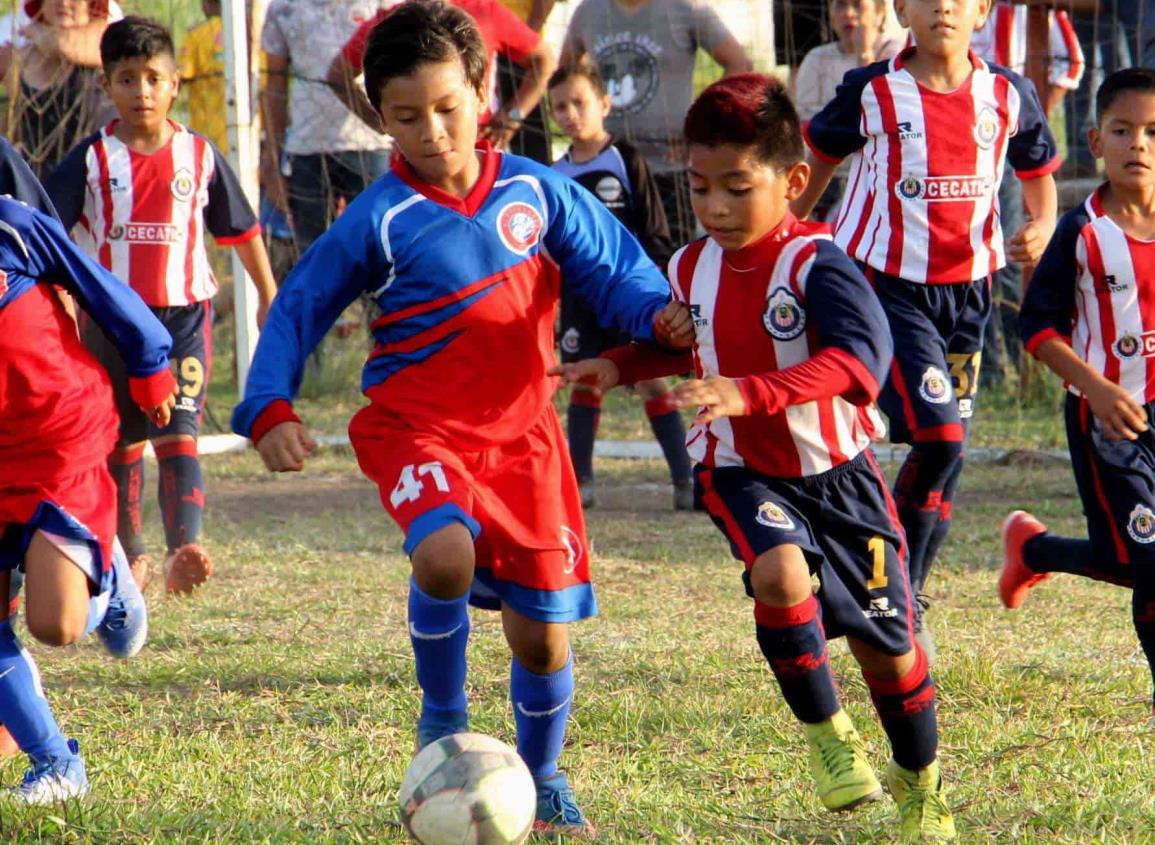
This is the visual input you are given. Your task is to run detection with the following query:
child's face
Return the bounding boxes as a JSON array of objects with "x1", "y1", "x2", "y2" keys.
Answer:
[
  {"x1": 43, "y1": 0, "x2": 91, "y2": 28},
  {"x1": 831, "y1": 0, "x2": 883, "y2": 50},
  {"x1": 102, "y1": 54, "x2": 180, "y2": 134},
  {"x1": 377, "y1": 59, "x2": 484, "y2": 191},
  {"x1": 895, "y1": 0, "x2": 990, "y2": 58},
  {"x1": 688, "y1": 143, "x2": 809, "y2": 252},
  {"x1": 1090, "y1": 91, "x2": 1155, "y2": 194},
  {"x1": 548, "y1": 76, "x2": 610, "y2": 144}
]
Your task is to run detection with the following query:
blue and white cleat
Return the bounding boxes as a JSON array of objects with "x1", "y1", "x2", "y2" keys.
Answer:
[
  {"x1": 533, "y1": 772, "x2": 597, "y2": 839},
  {"x1": 414, "y1": 709, "x2": 469, "y2": 751},
  {"x1": 96, "y1": 540, "x2": 148, "y2": 659},
  {"x1": 16, "y1": 739, "x2": 89, "y2": 805}
]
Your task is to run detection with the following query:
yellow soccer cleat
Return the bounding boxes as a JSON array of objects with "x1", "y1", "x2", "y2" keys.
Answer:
[
  {"x1": 886, "y1": 759, "x2": 957, "y2": 842},
  {"x1": 803, "y1": 709, "x2": 883, "y2": 811}
]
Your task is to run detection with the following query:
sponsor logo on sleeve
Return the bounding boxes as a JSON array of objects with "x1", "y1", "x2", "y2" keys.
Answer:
[
  {"x1": 918, "y1": 366, "x2": 952, "y2": 405},
  {"x1": 496, "y1": 201, "x2": 544, "y2": 255},
  {"x1": 1128, "y1": 504, "x2": 1155, "y2": 544},
  {"x1": 754, "y1": 501, "x2": 795, "y2": 530},
  {"x1": 763, "y1": 287, "x2": 807, "y2": 341}
]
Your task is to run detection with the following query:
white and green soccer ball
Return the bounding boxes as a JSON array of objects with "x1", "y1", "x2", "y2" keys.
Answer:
[{"x1": 398, "y1": 733, "x2": 536, "y2": 845}]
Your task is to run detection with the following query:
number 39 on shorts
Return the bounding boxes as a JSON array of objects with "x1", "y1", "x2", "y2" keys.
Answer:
[{"x1": 390, "y1": 462, "x2": 451, "y2": 508}]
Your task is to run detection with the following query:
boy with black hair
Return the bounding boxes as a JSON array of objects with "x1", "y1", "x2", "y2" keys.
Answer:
[
  {"x1": 232, "y1": 1, "x2": 688, "y2": 836},
  {"x1": 47, "y1": 15, "x2": 277, "y2": 596},
  {"x1": 555, "y1": 73, "x2": 955, "y2": 842},
  {"x1": 1004, "y1": 68, "x2": 1155, "y2": 725},
  {"x1": 793, "y1": 0, "x2": 1060, "y2": 659},
  {"x1": 548, "y1": 63, "x2": 692, "y2": 511}
]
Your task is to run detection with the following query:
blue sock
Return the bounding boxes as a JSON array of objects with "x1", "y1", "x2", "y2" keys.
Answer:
[
  {"x1": 0, "y1": 620, "x2": 72, "y2": 763},
  {"x1": 408, "y1": 578, "x2": 470, "y2": 718},
  {"x1": 511, "y1": 653, "x2": 574, "y2": 780}
]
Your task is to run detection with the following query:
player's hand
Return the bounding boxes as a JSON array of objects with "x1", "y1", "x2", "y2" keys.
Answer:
[
  {"x1": 1007, "y1": 219, "x2": 1053, "y2": 266},
  {"x1": 256, "y1": 421, "x2": 317, "y2": 472},
  {"x1": 480, "y1": 120, "x2": 519, "y2": 151},
  {"x1": 148, "y1": 393, "x2": 176, "y2": 429},
  {"x1": 548, "y1": 358, "x2": 621, "y2": 395},
  {"x1": 1085, "y1": 379, "x2": 1148, "y2": 442},
  {"x1": 653, "y1": 301, "x2": 694, "y2": 349},
  {"x1": 673, "y1": 376, "x2": 746, "y2": 424}
]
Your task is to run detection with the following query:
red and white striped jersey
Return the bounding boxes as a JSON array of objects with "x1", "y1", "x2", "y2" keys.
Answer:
[
  {"x1": 668, "y1": 218, "x2": 891, "y2": 479},
  {"x1": 46, "y1": 120, "x2": 260, "y2": 307},
  {"x1": 1022, "y1": 188, "x2": 1155, "y2": 405},
  {"x1": 971, "y1": 3, "x2": 1085, "y2": 92},
  {"x1": 804, "y1": 48, "x2": 1060, "y2": 285}
]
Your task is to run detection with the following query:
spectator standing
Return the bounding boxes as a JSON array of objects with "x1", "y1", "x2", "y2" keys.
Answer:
[
  {"x1": 561, "y1": 0, "x2": 753, "y2": 245},
  {"x1": 495, "y1": 0, "x2": 557, "y2": 162},
  {"x1": 261, "y1": 0, "x2": 393, "y2": 258}
]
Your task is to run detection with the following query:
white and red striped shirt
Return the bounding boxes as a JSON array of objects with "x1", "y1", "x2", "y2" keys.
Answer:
[
  {"x1": 46, "y1": 121, "x2": 259, "y2": 307},
  {"x1": 804, "y1": 48, "x2": 1060, "y2": 285},
  {"x1": 971, "y1": 3, "x2": 1085, "y2": 92},
  {"x1": 663, "y1": 219, "x2": 890, "y2": 479},
  {"x1": 1022, "y1": 188, "x2": 1155, "y2": 405}
]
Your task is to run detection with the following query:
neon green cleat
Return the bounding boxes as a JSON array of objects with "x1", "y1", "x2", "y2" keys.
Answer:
[
  {"x1": 802, "y1": 709, "x2": 883, "y2": 812},
  {"x1": 886, "y1": 759, "x2": 957, "y2": 842}
]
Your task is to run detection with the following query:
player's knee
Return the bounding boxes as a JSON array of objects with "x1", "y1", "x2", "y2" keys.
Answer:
[
  {"x1": 849, "y1": 638, "x2": 916, "y2": 680},
  {"x1": 505, "y1": 614, "x2": 569, "y2": 674},
  {"x1": 26, "y1": 610, "x2": 85, "y2": 647},
  {"x1": 411, "y1": 523, "x2": 475, "y2": 599},
  {"x1": 749, "y1": 545, "x2": 813, "y2": 607}
]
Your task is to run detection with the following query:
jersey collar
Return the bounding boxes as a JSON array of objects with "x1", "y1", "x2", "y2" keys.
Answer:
[
  {"x1": 722, "y1": 213, "x2": 823, "y2": 271},
  {"x1": 893, "y1": 45, "x2": 986, "y2": 74},
  {"x1": 391, "y1": 142, "x2": 502, "y2": 217}
]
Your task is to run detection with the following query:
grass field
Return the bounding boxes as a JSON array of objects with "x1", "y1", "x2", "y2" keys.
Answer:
[{"x1": 3, "y1": 447, "x2": 1155, "y2": 844}]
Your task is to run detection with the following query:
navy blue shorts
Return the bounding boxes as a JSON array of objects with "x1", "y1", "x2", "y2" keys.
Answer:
[
  {"x1": 864, "y1": 267, "x2": 991, "y2": 444},
  {"x1": 84, "y1": 301, "x2": 211, "y2": 443},
  {"x1": 558, "y1": 285, "x2": 631, "y2": 364},
  {"x1": 1066, "y1": 393, "x2": 1155, "y2": 580},
  {"x1": 696, "y1": 451, "x2": 916, "y2": 655}
]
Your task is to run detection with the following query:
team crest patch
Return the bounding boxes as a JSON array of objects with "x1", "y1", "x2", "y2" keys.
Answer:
[
  {"x1": 973, "y1": 106, "x2": 1000, "y2": 149},
  {"x1": 595, "y1": 176, "x2": 625, "y2": 204},
  {"x1": 170, "y1": 168, "x2": 195, "y2": 201},
  {"x1": 1128, "y1": 505, "x2": 1155, "y2": 544},
  {"x1": 561, "y1": 327, "x2": 581, "y2": 355},
  {"x1": 109, "y1": 224, "x2": 125, "y2": 240},
  {"x1": 754, "y1": 501, "x2": 795, "y2": 530},
  {"x1": 763, "y1": 287, "x2": 806, "y2": 341},
  {"x1": 918, "y1": 366, "x2": 952, "y2": 405},
  {"x1": 896, "y1": 176, "x2": 924, "y2": 200},
  {"x1": 561, "y1": 525, "x2": 584, "y2": 574},
  {"x1": 496, "y1": 201, "x2": 544, "y2": 255}
]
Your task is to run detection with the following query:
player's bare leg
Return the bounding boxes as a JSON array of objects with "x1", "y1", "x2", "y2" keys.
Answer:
[
  {"x1": 847, "y1": 637, "x2": 954, "y2": 841},
  {"x1": 635, "y1": 378, "x2": 694, "y2": 510},
  {"x1": 24, "y1": 532, "x2": 92, "y2": 647},
  {"x1": 750, "y1": 544, "x2": 882, "y2": 811},
  {"x1": 409, "y1": 523, "x2": 476, "y2": 749},
  {"x1": 154, "y1": 433, "x2": 212, "y2": 595},
  {"x1": 502, "y1": 605, "x2": 593, "y2": 838}
]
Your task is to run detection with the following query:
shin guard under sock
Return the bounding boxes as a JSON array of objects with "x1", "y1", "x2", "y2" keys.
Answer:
[
  {"x1": 156, "y1": 440, "x2": 204, "y2": 551},
  {"x1": 109, "y1": 444, "x2": 147, "y2": 559},
  {"x1": 863, "y1": 645, "x2": 938, "y2": 771},
  {"x1": 754, "y1": 596, "x2": 841, "y2": 724},
  {"x1": 408, "y1": 579, "x2": 470, "y2": 717},
  {"x1": 567, "y1": 392, "x2": 601, "y2": 483},
  {"x1": 511, "y1": 653, "x2": 574, "y2": 780}
]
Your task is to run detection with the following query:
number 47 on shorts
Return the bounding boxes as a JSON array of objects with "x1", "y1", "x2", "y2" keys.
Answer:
[{"x1": 390, "y1": 462, "x2": 451, "y2": 508}]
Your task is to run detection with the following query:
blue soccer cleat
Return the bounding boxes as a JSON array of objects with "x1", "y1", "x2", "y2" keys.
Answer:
[
  {"x1": 16, "y1": 739, "x2": 89, "y2": 805},
  {"x1": 415, "y1": 709, "x2": 469, "y2": 751},
  {"x1": 96, "y1": 541, "x2": 148, "y2": 659},
  {"x1": 533, "y1": 771, "x2": 597, "y2": 839}
]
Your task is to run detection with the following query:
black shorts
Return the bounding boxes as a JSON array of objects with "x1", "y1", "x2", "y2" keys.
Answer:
[
  {"x1": 864, "y1": 267, "x2": 991, "y2": 444},
  {"x1": 696, "y1": 450, "x2": 915, "y2": 655},
  {"x1": 83, "y1": 301, "x2": 210, "y2": 444},
  {"x1": 558, "y1": 284, "x2": 631, "y2": 364}
]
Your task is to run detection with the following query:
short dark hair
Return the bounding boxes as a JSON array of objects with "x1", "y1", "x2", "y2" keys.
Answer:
[
  {"x1": 362, "y1": 1, "x2": 488, "y2": 110},
  {"x1": 100, "y1": 16, "x2": 174, "y2": 72},
  {"x1": 547, "y1": 63, "x2": 607, "y2": 98},
  {"x1": 683, "y1": 73, "x2": 803, "y2": 169},
  {"x1": 1097, "y1": 67, "x2": 1155, "y2": 124}
]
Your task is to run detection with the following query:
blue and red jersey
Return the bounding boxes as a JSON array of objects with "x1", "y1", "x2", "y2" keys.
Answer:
[
  {"x1": 233, "y1": 147, "x2": 671, "y2": 447},
  {"x1": 0, "y1": 197, "x2": 174, "y2": 486}
]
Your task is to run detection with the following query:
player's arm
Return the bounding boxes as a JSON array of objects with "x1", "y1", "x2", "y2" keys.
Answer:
[
  {"x1": 326, "y1": 22, "x2": 386, "y2": 134},
  {"x1": 231, "y1": 236, "x2": 278, "y2": 328},
  {"x1": 0, "y1": 137, "x2": 58, "y2": 221},
  {"x1": 694, "y1": 3, "x2": 753, "y2": 76},
  {"x1": 231, "y1": 206, "x2": 384, "y2": 470},
  {"x1": 17, "y1": 207, "x2": 176, "y2": 423},
  {"x1": 790, "y1": 68, "x2": 872, "y2": 219},
  {"x1": 1004, "y1": 68, "x2": 1062, "y2": 265},
  {"x1": 482, "y1": 5, "x2": 556, "y2": 151},
  {"x1": 42, "y1": 138, "x2": 93, "y2": 231},
  {"x1": 1009, "y1": 174, "x2": 1057, "y2": 265}
]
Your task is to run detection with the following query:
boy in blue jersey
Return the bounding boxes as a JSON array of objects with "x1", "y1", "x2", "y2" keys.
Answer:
[
  {"x1": 548, "y1": 63, "x2": 694, "y2": 511},
  {"x1": 0, "y1": 196, "x2": 176, "y2": 803},
  {"x1": 232, "y1": 1, "x2": 689, "y2": 836}
]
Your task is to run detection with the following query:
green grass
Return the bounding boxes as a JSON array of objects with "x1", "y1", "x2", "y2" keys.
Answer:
[{"x1": 3, "y1": 452, "x2": 1155, "y2": 843}]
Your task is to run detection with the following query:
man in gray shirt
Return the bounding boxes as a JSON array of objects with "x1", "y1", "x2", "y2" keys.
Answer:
[{"x1": 562, "y1": 0, "x2": 751, "y2": 244}]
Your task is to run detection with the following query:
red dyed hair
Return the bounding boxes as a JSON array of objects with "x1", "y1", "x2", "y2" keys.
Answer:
[{"x1": 683, "y1": 72, "x2": 803, "y2": 167}]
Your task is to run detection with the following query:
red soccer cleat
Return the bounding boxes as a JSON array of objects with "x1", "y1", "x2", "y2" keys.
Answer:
[
  {"x1": 1000, "y1": 511, "x2": 1050, "y2": 609},
  {"x1": 164, "y1": 544, "x2": 213, "y2": 595}
]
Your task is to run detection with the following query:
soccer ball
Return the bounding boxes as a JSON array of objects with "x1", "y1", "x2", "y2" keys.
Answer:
[{"x1": 398, "y1": 732, "x2": 536, "y2": 845}]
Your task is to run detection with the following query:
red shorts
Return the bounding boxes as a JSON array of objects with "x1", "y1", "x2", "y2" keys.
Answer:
[
  {"x1": 0, "y1": 464, "x2": 116, "y2": 598},
  {"x1": 350, "y1": 403, "x2": 595, "y2": 622}
]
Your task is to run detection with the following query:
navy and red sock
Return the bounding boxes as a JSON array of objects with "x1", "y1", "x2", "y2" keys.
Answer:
[
  {"x1": 862, "y1": 645, "x2": 938, "y2": 771},
  {"x1": 567, "y1": 391, "x2": 601, "y2": 483},
  {"x1": 754, "y1": 595, "x2": 841, "y2": 723},
  {"x1": 156, "y1": 439, "x2": 204, "y2": 551},
  {"x1": 109, "y1": 444, "x2": 147, "y2": 559}
]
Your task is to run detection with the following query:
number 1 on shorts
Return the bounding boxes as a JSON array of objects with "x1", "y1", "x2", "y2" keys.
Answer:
[{"x1": 866, "y1": 534, "x2": 889, "y2": 590}]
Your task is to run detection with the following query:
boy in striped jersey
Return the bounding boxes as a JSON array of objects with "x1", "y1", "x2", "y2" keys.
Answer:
[
  {"x1": 792, "y1": 0, "x2": 1060, "y2": 659},
  {"x1": 1003, "y1": 68, "x2": 1155, "y2": 716},
  {"x1": 45, "y1": 17, "x2": 277, "y2": 595},
  {"x1": 555, "y1": 75, "x2": 955, "y2": 841}
]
